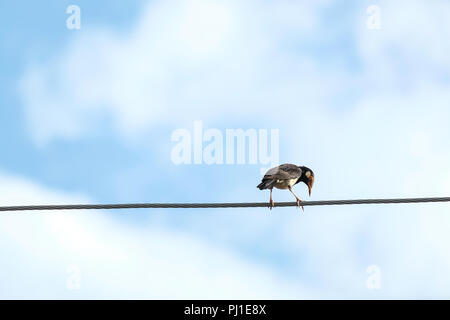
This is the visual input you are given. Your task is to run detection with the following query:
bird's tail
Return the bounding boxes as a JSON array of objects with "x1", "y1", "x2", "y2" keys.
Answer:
[{"x1": 257, "y1": 180, "x2": 275, "y2": 190}]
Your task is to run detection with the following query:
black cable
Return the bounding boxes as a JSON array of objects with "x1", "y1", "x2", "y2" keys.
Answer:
[{"x1": 0, "y1": 197, "x2": 449, "y2": 212}]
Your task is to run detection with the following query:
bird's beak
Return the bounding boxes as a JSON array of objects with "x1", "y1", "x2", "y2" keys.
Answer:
[{"x1": 307, "y1": 177, "x2": 314, "y2": 196}]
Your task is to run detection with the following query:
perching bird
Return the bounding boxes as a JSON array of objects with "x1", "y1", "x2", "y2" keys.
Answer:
[{"x1": 257, "y1": 164, "x2": 314, "y2": 210}]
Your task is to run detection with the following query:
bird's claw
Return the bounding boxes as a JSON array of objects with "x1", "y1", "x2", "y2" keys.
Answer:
[
  {"x1": 296, "y1": 199, "x2": 304, "y2": 212},
  {"x1": 269, "y1": 199, "x2": 275, "y2": 210}
]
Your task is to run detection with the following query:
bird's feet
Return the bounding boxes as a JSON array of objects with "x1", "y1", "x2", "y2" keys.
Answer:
[
  {"x1": 296, "y1": 198, "x2": 304, "y2": 212},
  {"x1": 269, "y1": 199, "x2": 275, "y2": 210}
]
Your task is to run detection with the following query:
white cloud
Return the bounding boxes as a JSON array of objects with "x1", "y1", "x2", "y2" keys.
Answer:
[
  {"x1": 19, "y1": 0, "x2": 331, "y2": 144},
  {"x1": 357, "y1": 0, "x2": 450, "y2": 89},
  {"x1": 19, "y1": 0, "x2": 450, "y2": 144}
]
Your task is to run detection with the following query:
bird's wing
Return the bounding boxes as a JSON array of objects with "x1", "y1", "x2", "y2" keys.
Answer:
[
  {"x1": 263, "y1": 164, "x2": 302, "y2": 180},
  {"x1": 278, "y1": 163, "x2": 302, "y2": 179}
]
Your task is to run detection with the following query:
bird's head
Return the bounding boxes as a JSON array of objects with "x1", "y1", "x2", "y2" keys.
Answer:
[{"x1": 299, "y1": 166, "x2": 314, "y2": 196}]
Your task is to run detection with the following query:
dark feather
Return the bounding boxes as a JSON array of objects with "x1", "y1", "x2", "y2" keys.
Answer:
[{"x1": 257, "y1": 179, "x2": 276, "y2": 190}]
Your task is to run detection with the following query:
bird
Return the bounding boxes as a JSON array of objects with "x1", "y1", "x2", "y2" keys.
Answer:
[{"x1": 257, "y1": 164, "x2": 314, "y2": 210}]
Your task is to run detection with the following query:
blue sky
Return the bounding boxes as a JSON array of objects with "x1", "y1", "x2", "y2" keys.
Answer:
[{"x1": 1, "y1": 0, "x2": 450, "y2": 299}]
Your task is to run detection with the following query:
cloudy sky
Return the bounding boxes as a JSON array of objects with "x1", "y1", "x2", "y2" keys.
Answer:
[{"x1": 1, "y1": 0, "x2": 450, "y2": 299}]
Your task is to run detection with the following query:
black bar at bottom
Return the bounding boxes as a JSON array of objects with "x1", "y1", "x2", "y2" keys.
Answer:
[{"x1": 0, "y1": 300, "x2": 446, "y2": 318}]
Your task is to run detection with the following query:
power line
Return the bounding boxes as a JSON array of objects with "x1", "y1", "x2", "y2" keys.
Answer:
[{"x1": 0, "y1": 197, "x2": 450, "y2": 212}]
